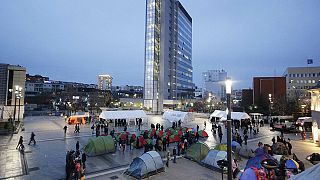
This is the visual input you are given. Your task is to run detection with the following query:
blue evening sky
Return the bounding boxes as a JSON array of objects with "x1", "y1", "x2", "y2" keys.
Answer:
[{"x1": 0, "y1": 0, "x2": 319, "y2": 89}]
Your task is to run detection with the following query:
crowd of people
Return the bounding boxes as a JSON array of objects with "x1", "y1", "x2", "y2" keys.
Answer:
[{"x1": 65, "y1": 141, "x2": 87, "y2": 180}]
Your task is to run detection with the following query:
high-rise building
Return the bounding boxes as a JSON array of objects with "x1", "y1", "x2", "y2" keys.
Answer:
[
  {"x1": 144, "y1": 0, "x2": 194, "y2": 113},
  {"x1": 202, "y1": 70, "x2": 227, "y2": 101},
  {"x1": 0, "y1": 64, "x2": 26, "y2": 121},
  {"x1": 98, "y1": 75, "x2": 112, "y2": 91},
  {"x1": 283, "y1": 66, "x2": 320, "y2": 100}
]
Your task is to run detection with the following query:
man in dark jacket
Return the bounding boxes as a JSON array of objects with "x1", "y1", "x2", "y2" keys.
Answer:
[
  {"x1": 173, "y1": 147, "x2": 177, "y2": 163},
  {"x1": 82, "y1": 152, "x2": 87, "y2": 169}
]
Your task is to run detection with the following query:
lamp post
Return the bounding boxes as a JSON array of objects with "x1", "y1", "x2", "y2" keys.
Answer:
[
  {"x1": 17, "y1": 87, "x2": 22, "y2": 122},
  {"x1": 225, "y1": 78, "x2": 232, "y2": 180},
  {"x1": 268, "y1": 94, "x2": 272, "y2": 123}
]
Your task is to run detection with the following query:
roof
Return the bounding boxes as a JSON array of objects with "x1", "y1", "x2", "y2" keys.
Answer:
[
  {"x1": 210, "y1": 110, "x2": 251, "y2": 120},
  {"x1": 99, "y1": 110, "x2": 147, "y2": 119},
  {"x1": 163, "y1": 110, "x2": 193, "y2": 123}
]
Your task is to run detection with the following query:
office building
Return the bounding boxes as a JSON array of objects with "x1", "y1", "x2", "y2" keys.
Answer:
[
  {"x1": 253, "y1": 77, "x2": 286, "y2": 114},
  {"x1": 0, "y1": 64, "x2": 26, "y2": 121},
  {"x1": 202, "y1": 70, "x2": 227, "y2": 101},
  {"x1": 98, "y1": 75, "x2": 113, "y2": 91},
  {"x1": 283, "y1": 67, "x2": 320, "y2": 100},
  {"x1": 144, "y1": 0, "x2": 194, "y2": 113}
]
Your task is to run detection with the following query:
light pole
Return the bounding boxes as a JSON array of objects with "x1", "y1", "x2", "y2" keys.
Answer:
[
  {"x1": 268, "y1": 94, "x2": 272, "y2": 123},
  {"x1": 17, "y1": 87, "x2": 22, "y2": 122},
  {"x1": 225, "y1": 78, "x2": 232, "y2": 180}
]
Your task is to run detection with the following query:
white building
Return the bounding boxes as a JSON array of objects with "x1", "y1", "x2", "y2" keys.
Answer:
[
  {"x1": 202, "y1": 70, "x2": 227, "y2": 101},
  {"x1": 309, "y1": 85, "x2": 320, "y2": 145},
  {"x1": 98, "y1": 75, "x2": 112, "y2": 91},
  {"x1": 283, "y1": 66, "x2": 320, "y2": 99}
]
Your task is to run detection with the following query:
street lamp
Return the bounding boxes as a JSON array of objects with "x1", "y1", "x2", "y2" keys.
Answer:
[
  {"x1": 17, "y1": 87, "x2": 23, "y2": 122},
  {"x1": 268, "y1": 94, "x2": 273, "y2": 122},
  {"x1": 225, "y1": 78, "x2": 232, "y2": 180}
]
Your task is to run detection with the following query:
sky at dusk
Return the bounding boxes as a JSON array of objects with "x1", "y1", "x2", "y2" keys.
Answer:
[{"x1": 1, "y1": 0, "x2": 320, "y2": 89}]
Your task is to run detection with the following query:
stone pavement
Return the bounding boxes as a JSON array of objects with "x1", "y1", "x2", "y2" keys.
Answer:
[{"x1": 0, "y1": 115, "x2": 319, "y2": 180}]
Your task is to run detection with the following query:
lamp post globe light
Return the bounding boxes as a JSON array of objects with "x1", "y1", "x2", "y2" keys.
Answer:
[{"x1": 225, "y1": 78, "x2": 232, "y2": 180}]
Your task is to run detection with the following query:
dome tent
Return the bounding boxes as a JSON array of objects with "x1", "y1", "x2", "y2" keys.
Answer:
[
  {"x1": 124, "y1": 151, "x2": 164, "y2": 179},
  {"x1": 185, "y1": 142, "x2": 210, "y2": 162},
  {"x1": 202, "y1": 150, "x2": 228, "y2": 169},
  {"x1": 84, "y1": 135, "x2": 115, "y2": 156},
  {"x1": 202, "y1": 150, "x2": 236, "y2": 171}
]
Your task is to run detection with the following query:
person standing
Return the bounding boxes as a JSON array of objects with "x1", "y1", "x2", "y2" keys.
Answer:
[
  {"x1": 81, "y1": 152, "x2": 87, "y2": 170},
  {"x1": 104, "y1": 124, "x2": 108, "y2": 135},
  {"x1": 122, "y1": 142, "x2": 126, "y2": 154},
  {"x1": 16, "y1": 136, "x2": 23, "y2": 150},
  {"x1": 91, "y1": 124, "x2": 95, "y2": 134},
  {"x1": 28, "y1": 132, "x2": 36, "y2": 145},
  {"x1": 196, "y1": 125, "x2": 199, "y2": 132},
  {"x1": 173, "y1": 147, "x2": 177, "y2": 163},
  {"x1": 163, "y1": 137, "x2": 167, "y2": 151},
  {"x1": 218, "y1": 131, "x2": 223, "y2": 144},
  {"x1": 287, "y1": 139, "x2": 292, "y2": 155},
  {"x1": 177, "y1": 142, "x2": 181, "y2": 156},
  {"x1": 76, "y1": 141, "x2": 80, "y2": 151},
  {"x1": 166, "y1": 150, "x2": 170, "y2": 167},
  {"x1": 272, "y1": 137, "x2": 276, "y2": 144},
  {"x1": 244, "y1": 134, "x2": 248, "y2": 146},
  {"x1": 204, "y1": 121, "x2": 206, "y2": 130}
]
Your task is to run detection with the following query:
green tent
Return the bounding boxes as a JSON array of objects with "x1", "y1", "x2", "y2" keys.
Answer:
[
  {"x1": 185, "y1": 142, "x2": 210, "y2": 162},
  {"x1": 84, "y1": 135, "x2": 116, "y2": 156}
]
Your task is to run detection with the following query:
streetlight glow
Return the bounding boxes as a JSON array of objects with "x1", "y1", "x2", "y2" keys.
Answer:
[{"x1": 225, "y1": 78, "x2": 232, "y2": 94}]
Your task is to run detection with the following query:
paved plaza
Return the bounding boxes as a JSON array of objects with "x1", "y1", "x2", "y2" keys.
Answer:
[{"x1": 0, "y1": 115, "x2": 319, "y2": 179}]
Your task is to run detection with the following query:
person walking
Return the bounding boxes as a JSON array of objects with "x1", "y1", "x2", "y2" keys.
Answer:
[
  {"x1": 196, "y1": 125, "x2": 199, "y2": 132},
  {"x1": 204, "y1": 121, "x2": 206, "y2": 130},
  {"x1": 28, "y1": 132, "x2": 36, "y2": 145},
  {"x1": 16, "y1": 136, "x2": 23, "y2": 150},
  {"x1": 82, "y1": 152, "x2": 87, "y2": 170},
  {"x1": 218, "y1": 131, "x2": 223, "y2": 143},
  {"x1": 63, "y1": 125, "x2": 68, "y2": 135},
  {"x1": 173, "y1": 147, "x2": 177, "y2": 163},
  {"x1": 166, "y1": 150, "x2": 170, "y2": 167}
]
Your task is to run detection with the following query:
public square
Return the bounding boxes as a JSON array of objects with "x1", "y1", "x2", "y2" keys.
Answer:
[{"x1": 0, "y1": 114, "x2": 318, "y2": 180}]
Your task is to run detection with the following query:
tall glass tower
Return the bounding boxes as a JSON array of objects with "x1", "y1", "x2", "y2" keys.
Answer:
[{"x1": 144, "y1": 0, "x2": 194, "y2": 114}]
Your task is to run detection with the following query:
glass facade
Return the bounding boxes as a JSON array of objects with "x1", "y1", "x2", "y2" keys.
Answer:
[
  {"x1": 175, "y1": 2, "x2": 194, "y2": 99},
  {"x1": 143, "y1": 0, "x2": 194, "y2": 113},
  {"x1": 144, "y1": 0, "x2": 162, "y2": 113}
]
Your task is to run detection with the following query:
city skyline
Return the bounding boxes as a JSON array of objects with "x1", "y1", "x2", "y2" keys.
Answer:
[{"x1": 1, "y1": 0, "x2": 320, "y2": 89}]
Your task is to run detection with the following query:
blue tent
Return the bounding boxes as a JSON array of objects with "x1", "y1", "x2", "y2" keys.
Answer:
[
  {"x1": 245, "y1": 154, "x2": 274, "y2": 170},
  {"x1": 124, "y1": 151, "x2": 164, "y2": 179},
  {"x1": 240, "y1": 167, "x2": 259, "y2": 180}
]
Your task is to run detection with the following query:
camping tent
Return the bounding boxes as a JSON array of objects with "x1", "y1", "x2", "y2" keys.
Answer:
[
  {"x1": 124, "y1": 151, "x2": 164, "y2": 179},
  {"x1": 210, "y1": 110, "x2": 251, "y2": 121},
  {"x1": 220, "y1": 112, "x2": 251, "y2": 121},
  {"x1": 99, "y1": 110, "x2": 147, "y2": 125},
  {"x1": 185, "y1": 142, "x2": 210, "y2": 162},
  {"x1": 202, "y1": 150, "x2": 228, "y2": 169},
  {"x1": 83, "y1": 135, "x2": 115, "y2": 156},
  {"x1": 289, "y1": 163, "x2": 320, "y2": 180},
  {"x1": 162, "y1": 110, "x2": 194, "y2": 123}
]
